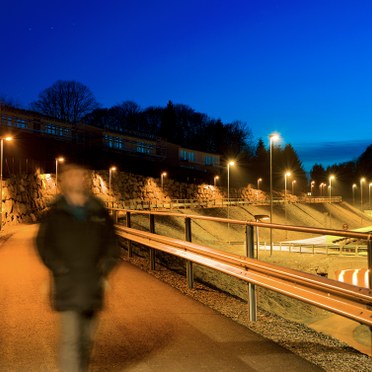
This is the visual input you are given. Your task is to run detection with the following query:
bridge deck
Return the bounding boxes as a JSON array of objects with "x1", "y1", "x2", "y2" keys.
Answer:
[{"x1": 0, "y1": 224, "x2": 321, "y2": 371}]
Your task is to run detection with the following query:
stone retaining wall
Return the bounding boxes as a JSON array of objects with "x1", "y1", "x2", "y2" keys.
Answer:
[
  {"x1": 1, "y1": 171, "x2": 56, "y2": 228},
  {"x1": 1, "y1": 170, "x2": 270, "y2": 229},
  {"x1": 91, "y1": 171, "x2": 270, "y2": 206}
]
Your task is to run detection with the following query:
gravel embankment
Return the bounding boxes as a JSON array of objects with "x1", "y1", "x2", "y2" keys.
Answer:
[{"x1": 122, "y1": 253, "x2": 372, "y2": 372}]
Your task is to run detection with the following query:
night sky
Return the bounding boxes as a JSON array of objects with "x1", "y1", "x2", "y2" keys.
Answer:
[{"x1": 1, "y1": 0, "x2": 371, "y2": 171}]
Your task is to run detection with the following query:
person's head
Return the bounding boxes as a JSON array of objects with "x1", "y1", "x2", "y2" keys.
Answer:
[{"x1": 58, "y1": 164, "x2": 91, "y2": 197}]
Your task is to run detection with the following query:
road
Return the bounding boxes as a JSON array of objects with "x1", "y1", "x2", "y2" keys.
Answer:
[{"x1": 0, "y1": 224, "x2": 323, "y2": 371}]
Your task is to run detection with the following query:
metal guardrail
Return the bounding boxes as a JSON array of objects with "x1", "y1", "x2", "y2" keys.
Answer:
[
  {"x1": 275, "y1": 242, "x2": 368, "y2": 256},
  {"x1": 115, "y1": 225, "x2": 372, "y2": 327},
  {"x1": 111, "y1": 208, "x2": 372, "y2": 329},
  {"x1": 106, "y1": 196, "x2": 343, "y2": 210}
]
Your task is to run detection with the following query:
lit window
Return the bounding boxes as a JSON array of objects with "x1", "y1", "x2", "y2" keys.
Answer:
[
  {"x1": 180, "y1": 149, "x2": 195, "y2": 162},
  {"x1": 104, "y1": 135, "x2": 125, "y2": 150},
  {"x1": 137, "y1": 142, "x2": 154, "y2": 154}
]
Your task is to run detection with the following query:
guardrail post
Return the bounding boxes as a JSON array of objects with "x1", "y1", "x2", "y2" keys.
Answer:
[
  {"x1": 113, "y1": 210, "x2": 119, "y2": 224},
  {"x1": 185, "y1": 217, "x2": 192, "y2": 242},
  {"x1": 149, "y1": 214, "x2": 156, "y2": 270},
  {"x1": 246, "y1": 225, "x2": 257, "y2": 321},
  {"x1": 185, "y1": 217, "x2": 194, "y2": 289},
  {"x1": 126, "y1": 211, "x2": 132, "y2": 257}
]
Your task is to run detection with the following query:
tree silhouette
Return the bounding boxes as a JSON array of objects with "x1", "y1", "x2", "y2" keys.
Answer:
[
  {"x1": 160, "y1": 100, "x2": 177, "y2": 140},
  {"x1": 357, "y1": 144, "x2": 372, "y2": 176},
  {"x1": 31, "y1": 80, "x2": 98, "y2": 123},
  {"x1": 251, "y1": 138, "x2": 268, "y2": 188},
  {"x1": 279, "y1": 144, "x2": 307, "y2": 192}
]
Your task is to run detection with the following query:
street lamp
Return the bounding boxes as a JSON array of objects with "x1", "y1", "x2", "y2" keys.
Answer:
[
  {"x1": 284, "y1": 171, "x2": 291, "y2": 230},
  {"x1": 257, "y1": 178, "x2": 262, "y2": 190},
  {"x1": 55, "y1": 157, "x2": 65, "y2": 193},
  {"x1": 284, "y1": 172, "x2": 291, "y2": 201},
  {"x1": 352, "y1": 184, "x2": 357, "y2": 205},
  {"x1": 369, "y1": 182, "x2": 372, "y2": 210},
  {"x1": 109, "y1": 166, "x2": 117, "y2": 191},
  {"x1": 292, "y1": 180, "x2": 297, "y2": 194},
  {"x1": 329, "y1": 175, "x2": 335, "y2": 200},
  {"x1": 360, "y1": 177, "x2": 366, "y2": 211},
  {"x1": 227, "y1": 160, "x2": 235, "y2": 222},
  {"x1": 161, "y1": 172, "x2": 167, "y2": 190},
  {"x1": 214, "y1": 175, "x2": 219, "y2": 186},
  {"x1": 0, "y1": 136, "x2": 12, "y2": 230},
  {"x1": 269, "y1": 133, "x2": 279, "y2": 256},
  {"x1": 256, "y1": 178, "x2": 262, "y2": 201},
  {"x1": 319, "y1": 182, "x2": 326, "y2": 196},
  {"x1": 310, "y1": 181, "x2": 315, "y2": 196},
  {"x1": 328, "y1": 175, "x2": 335, "y2": 228}
]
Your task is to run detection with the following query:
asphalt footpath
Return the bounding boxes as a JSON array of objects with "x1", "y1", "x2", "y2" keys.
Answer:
[{"x1": 0, "y1": 224, "x2": 322, "y2": 372}]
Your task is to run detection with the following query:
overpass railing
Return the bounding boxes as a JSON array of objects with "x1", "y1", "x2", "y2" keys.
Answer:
[
  {"x1": 106, "y1": 196, "x2": 342, "y2": 210},
  {"x1": 110, "y1": 208, "x2": 372, "y2": 329}
]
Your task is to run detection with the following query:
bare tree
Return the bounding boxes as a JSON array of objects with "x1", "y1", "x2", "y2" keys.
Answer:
[{"x1": 31, "y1": 80, "x2": 98, "y2": 123}]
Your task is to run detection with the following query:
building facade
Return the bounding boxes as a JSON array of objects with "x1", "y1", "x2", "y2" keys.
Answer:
[{"x1": 0, "y1": 104, "x2": 221, "y2": 182}]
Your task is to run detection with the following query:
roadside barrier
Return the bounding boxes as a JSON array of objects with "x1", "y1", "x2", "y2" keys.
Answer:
[{"x1": 111, "y1": 208, "x2": 372, "y2": 331}]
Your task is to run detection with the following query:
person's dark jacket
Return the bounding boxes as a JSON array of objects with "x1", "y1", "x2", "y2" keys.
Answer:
[{"x1": 36, "y1": 195, "x2": 121, "y2": 312}]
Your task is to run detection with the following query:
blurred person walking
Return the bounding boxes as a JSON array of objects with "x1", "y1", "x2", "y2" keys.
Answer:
[{"x1": 36, "y1": 164, "x2": 120, "y2": 372}]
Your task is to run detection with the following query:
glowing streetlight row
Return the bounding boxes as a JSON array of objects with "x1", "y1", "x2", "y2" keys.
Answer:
[
  {"x1": 307, "y1": 178, "x2": 335, "y2": 197},
  {"x1": 352, "y1": 177, "x2": 372, "y2": 210},
  {"x1": 310, "y1": 177, "x2": 371, "y2": 210}
]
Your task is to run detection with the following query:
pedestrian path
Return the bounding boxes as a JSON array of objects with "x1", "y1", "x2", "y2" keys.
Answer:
[{"x1": 0, "y1": 224, "x2": 322, "y2": 371}]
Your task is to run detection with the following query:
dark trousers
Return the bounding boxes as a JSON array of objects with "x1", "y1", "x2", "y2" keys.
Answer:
[{"x1": 59, "y1": 310, "x2": 97, "y2": 372}]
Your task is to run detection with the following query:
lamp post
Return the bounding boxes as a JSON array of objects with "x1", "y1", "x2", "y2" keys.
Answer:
[
  {"x1": 369, "y1": 182, "x2": 372, "y2": 210},
  {"x1": 257, "y1": 178, "x2": 262, "y2": 190},
  {"x1": 329, "y1": 175, "x2": 335, "y2": 201},
  {"x1": 55, "y1": 157, "x2": 65, "y2": 193},
  {"x1": 329, "y1": 175, "x2": 335, "y2": 227},
  {"x1": 320, "y1": 182, "x2": 326, "y2": 196},
  {"x1": 292, "y1": 180, "x2": 297, "y2": 194},
  {"x1": 269, "y1": 133, "x2": 279, "y2": 256},
  {"x1": 352, "y1": 184, "x2": 357, "y2": 205},
  {"x1": 214, "y1": 175, "x2": 219, "y2": 186},
  {"x1": 284, "y1": 172, "x2": 291, "y2": 232},
  {"x1": 161, "y1": 172, "x2": 167, "y2": 190},
  {"x1": 284, "y1": 172, "x2": 291, "y2": 238},
  {"x1": 310, "y1": 181, "x2": 315, "y2": 196},
  {"x1": 109, "y1": 166, "x2": 117, "y2": 191},
  {"x1": 256, "y1": 178, "x2": 262, "y2": 201},
  {"x1": 360, "y1": 177, "x2": 366, "y2": 211},
  {"x1": 0, "y1": 136, "x2": 12, "y2": 231},
  {"x1": 284, "y1": 172, "x2": 291, "y2": 201},
  {"x1": 227, "y1": 161, "x2": 235, "y2": 222}
]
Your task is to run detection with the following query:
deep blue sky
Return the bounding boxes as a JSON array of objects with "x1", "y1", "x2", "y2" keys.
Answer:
[{"x1": 1, "y1": 0, "x2": 371, "y2": 171}]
